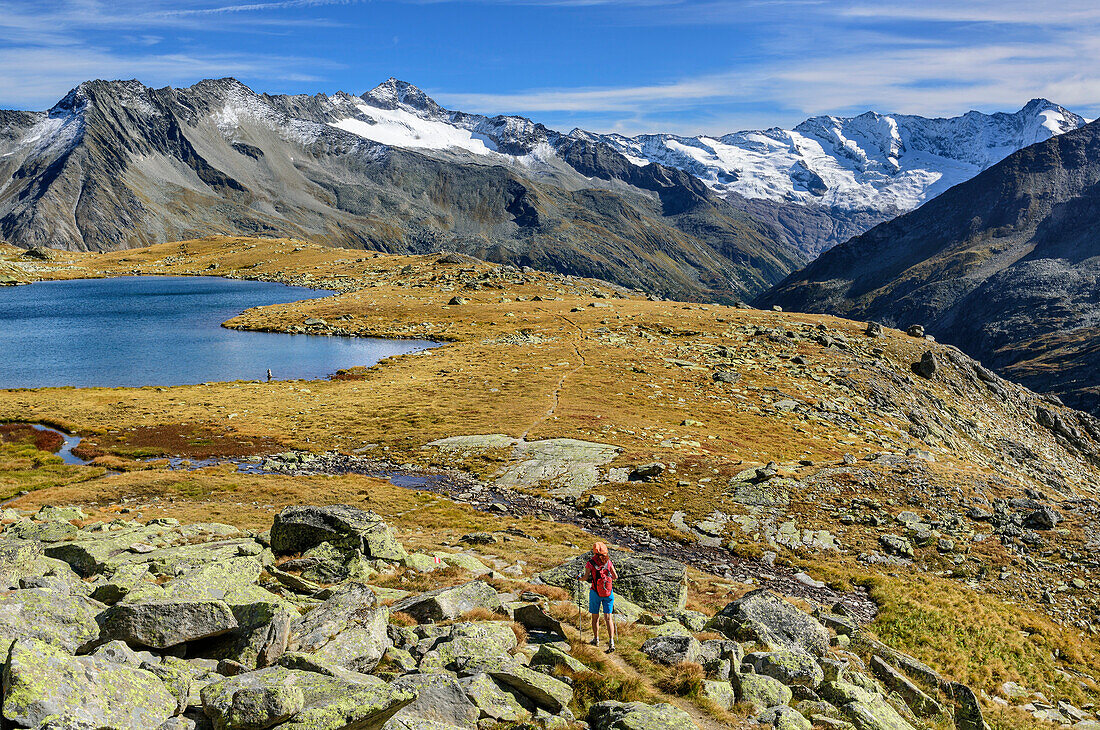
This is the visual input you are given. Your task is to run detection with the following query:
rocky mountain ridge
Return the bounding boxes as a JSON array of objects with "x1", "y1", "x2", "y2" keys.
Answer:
[
  {"x1": 0, "y1": 77, "x2": 1083, "y2": 295},
  {"x1": 574, "y1": 98, "x2": 1085, "y2": 255},
  {"x1": 758, "y1": 118, "x2": 1100, "y2": 415},
  {"x1": 0, "y1": 77, "x2": 805, "y2": 302}
]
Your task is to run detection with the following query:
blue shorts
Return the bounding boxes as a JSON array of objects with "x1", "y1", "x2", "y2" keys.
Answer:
[{"x1": 589, "y1": 589, "x2": 614, "y2": 614}]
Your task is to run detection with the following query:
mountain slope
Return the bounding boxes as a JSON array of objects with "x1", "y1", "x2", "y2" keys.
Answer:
[
  {"x1": 578, "y1": 100, "x2": 1086, "y2": 255},
  {"x1": 0, "y1": 78, "x2": 804, "y2": 301},
  {"x1": 0, "y1": 77, "x2": 1083, "y2": 299},
  {"x1": 759, "y1": 119, "x2": 1100, "y2": 413}
]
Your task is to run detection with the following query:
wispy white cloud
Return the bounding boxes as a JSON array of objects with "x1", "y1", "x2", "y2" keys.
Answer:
[
  {"x1": 435, "y1": 0, "x2": 1100, "y2": 134},
  {"x1": 1, "y1": 0, "x2": 1098, "y2": 135},
  {"x1": 0, "y1": 0, "x2": 348, "y2": 108},
  {"x1": 165, "y1": 0, "x2": 358, "y2": 16}
]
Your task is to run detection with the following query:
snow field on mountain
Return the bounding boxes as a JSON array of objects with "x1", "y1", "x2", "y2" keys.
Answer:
[{"x1": 332, "y1": 104, "x2": 498, "y2": 155}]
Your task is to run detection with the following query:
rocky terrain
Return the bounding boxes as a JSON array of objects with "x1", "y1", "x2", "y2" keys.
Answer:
[
  {"x1": 4, "y1": 237, "x2": 1100, "y2": 728},
  {"x1": 759, "y1": 119, "x2": 1100, "y2": 415},
  {"x1": 0, "y1": 502, "x2": 1014, "y2": 730}
]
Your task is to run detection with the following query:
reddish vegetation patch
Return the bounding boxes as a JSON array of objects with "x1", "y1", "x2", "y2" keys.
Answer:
[
  {"x1": 0, "y1": 424, "x2": 64, "y2": 453},
  {"x1": 329, "y1": 368, "x2": 368, "y2": 382},
  {"x1": 73, "y1": 424, "x2": 285, "y2": 460}
]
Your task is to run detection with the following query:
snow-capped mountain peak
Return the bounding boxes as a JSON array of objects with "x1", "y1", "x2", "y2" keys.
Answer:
[
  {"x1": 578, "y1": 99, "x2": 1087, "y2": 214},
  {"x1": 362, "y1": 78, "x2": 446, "y2": 119}
]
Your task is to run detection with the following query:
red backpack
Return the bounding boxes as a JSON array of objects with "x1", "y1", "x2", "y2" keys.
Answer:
[{"x1": 588, "y1": 559, "x2": 614, "y2": 598}]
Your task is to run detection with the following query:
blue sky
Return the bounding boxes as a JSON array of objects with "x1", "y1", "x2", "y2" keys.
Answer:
[{"x1": 1, "y1": 0, "x2": 1098, "y2": 135}]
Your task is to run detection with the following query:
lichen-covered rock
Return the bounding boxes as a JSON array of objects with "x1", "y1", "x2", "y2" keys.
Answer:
[
  {"x1": 0, "y1": 587, "x2": 102, "y2": 653},
  {"x1": 91, "y1": 563, "x2": 153, "y2": 604},
  {"x1": 140, "y1": 657, "x2": 195, "y2": 715},
  {"x1": 401, "y1": 552, "x2": 443, "y2": 573},
  {"x1": 588, "y1": 700, "x2": 698, "y2": 730},
  {"x1": 220, "y1": 598, "x2": 297, "y2": 670},
  {"x1": 744, "y1": 651, "x2": 825, "y2": 689},
  {"x1": 460, "y1": 672, "x2": 530, "y2": 722},
  {"x1": 668, "y1": 609, "x2": 708, "y2": 632},
  {"x1": 733, "y1": 671, "x2": 793, "y2": 711},
  {"x1": 228, "y1": 684, "x2": 305, "y2": 730},
  {"x1": 435, "y1": 552, "x2": 489, "y2": 575},
  {"x1": 2, "y1": 638, "x2": 176, "y2": 729},
  {"x1": 646, "y1": 621, "x2": 692, "y2": 638},
  {"x1": 99, "y1": 598, "x2": 240, "y2": 649},
  {"x1": 530, "y1": 644, "x2": 589, "y2": 674},
  {"x1": 947, "y1": 681, "x2": 988, "y2": 730},
  {"x1": 417, "y1": 621, "x2": 517, "y2": 672},
  {"x1": 45, "y1": 523, "x2": 260, "y2": 577},
  {"x1": 473, "y1": 658, "x2": 573, "y2": 713},
  {"x1": 756, "y1": 705, "x2": 813, "y2": 730},
  {"x1": 869, "y1": 656, "x2": 942, "y2": 718},
  {"x1": 160, "y1": 557, "x2": 263, "y2": 602},
  {"x1": 537, "y1": 549, "x2": 687, "y2": 614},
  {"x1": 201, "y1": 666, "x2": 415, "y2": 730},
  {"x1": 707, "y1": 589, "x2": 829, "y2": 657},
  {"x1": 35, "y1": 505, "x2": 86, "y2": 522},
  {"x1": 385, "y1": 673, "x2": 479, "y2": 729},
  {"x1": 276, "y1": 652, "x2": 386, "y2": 686},
  {"x1": 287, "y1": 582, "x2": 391, "y2": 673},
  {"x1": 819, "y1": 679, "x2": 917, "y2": 730},
  {"x1": 0, "y1": 538, "x2": 43, "y2": 589},
  {"x1": 640, "y1": 634, "x2": 703, "y2": 665},
  {"x1": 90, "y1": 639, "x2": 144, "y2": 665},
  {"x1": 702, "y1": 680, "x2": 734, "y2": 710},
  {"x1": 391, "y1": 580, "x2": 501, "y2": 623},
  {"x1": 270, "y1": 505, "x2": 406, "y2": 561},
  {"x1": 512, "y1": 603, "x2": 566, "y2": 639}
]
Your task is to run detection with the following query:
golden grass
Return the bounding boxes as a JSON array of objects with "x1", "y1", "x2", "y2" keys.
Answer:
[
  {"x1": 810, "y1": 559, "x2": 1100, "y2": 710},
  {"x1": 655, "y1": 662, "x2": 706, "y2": 698},
  {"x1": 0, "y1": 440, "x2": 106, "y2": 500},
  {"x1": 566, "y1": 669, "x2": 652, "y2": 718}
]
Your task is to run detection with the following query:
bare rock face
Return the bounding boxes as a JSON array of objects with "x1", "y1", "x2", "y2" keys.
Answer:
[
  {"x1": 270, "y1": 505, "x2": 406, "y2": 561},
  {"x1": 99, "y1": 599, "x2": 240, "y2": 649},
  {"x1": 706, "y1": 589, "x2": 829, "y2": 657}
]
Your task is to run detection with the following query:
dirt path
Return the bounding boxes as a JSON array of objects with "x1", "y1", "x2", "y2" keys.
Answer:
[
  {"x1": 521, "y1": 312, "x2": 588, "y2": 440},
  {"x1": 596, "y1": 649, "x2": 735, "y2": 730}
]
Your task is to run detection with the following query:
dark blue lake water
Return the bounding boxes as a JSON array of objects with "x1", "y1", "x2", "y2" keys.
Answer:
[{"x1": 0, "y1": 276, "x2": 435, "y2": 388}]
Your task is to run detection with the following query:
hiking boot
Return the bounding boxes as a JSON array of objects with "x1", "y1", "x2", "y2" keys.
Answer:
[{"x1": 607, "y1": 640, "x2": 615, "y2": 652}]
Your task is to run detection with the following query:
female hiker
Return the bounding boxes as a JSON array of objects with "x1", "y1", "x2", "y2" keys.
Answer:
[{"x1": 582, "y1": 542, "x2": 618, "y2": 651}]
